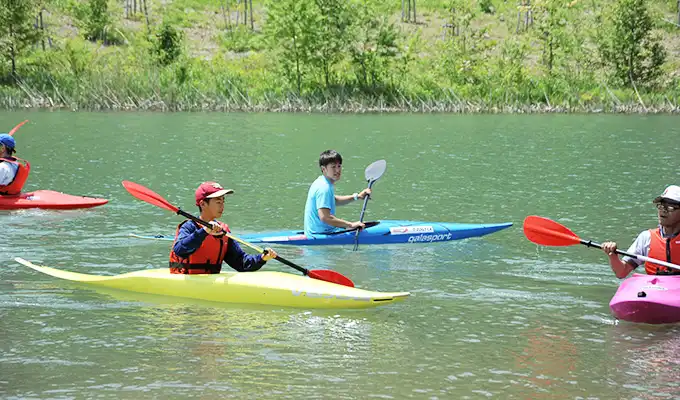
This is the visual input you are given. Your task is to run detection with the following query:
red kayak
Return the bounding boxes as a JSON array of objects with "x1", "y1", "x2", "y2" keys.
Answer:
[{"x1": 0, "y1": 190, "x2": 108, "y2": 210}]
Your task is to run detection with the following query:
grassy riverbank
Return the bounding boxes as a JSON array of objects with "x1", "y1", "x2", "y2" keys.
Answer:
[{"x1": 0, "y1": 0, "x2": 678, "y2": 112}]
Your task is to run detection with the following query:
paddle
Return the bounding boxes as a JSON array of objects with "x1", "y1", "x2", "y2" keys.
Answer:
[
  {"x1": 353, "y1": 160, "x2": 387, "y2": 251},
  {"x1": 328, "y1": 221, "x2": 380, "y2": 235},
  {"x1": 122, "y1": 180, "x2": 355, "y2": 287},
  {"x1": 523, "y1": 215, "x2": 680, "y2": 271},
  {"x1": 8, "y1": 120, "x2": 28, "y2": 136}
]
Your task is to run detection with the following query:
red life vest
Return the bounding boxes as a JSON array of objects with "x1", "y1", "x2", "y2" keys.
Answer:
[
  {"x1": 644, "y1": 228, "x2": 680, "y2": 275},
  {"x1": 0, "y1": 157, "x2": 30, "y2": 195},
  {"x1": 168, "y1": 220, "x2": 231, "y2": 274}
]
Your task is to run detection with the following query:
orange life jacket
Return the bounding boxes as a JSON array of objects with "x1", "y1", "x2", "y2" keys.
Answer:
[
  {"x1": 644, "y1": 228, "x2": 680, "y2": 275},
  {"x1": 168, "y1": 220, "x2": 231, "y2": 274},
  {"x1": 0, "y1": 157, "x2": 30, "y2": 195}
]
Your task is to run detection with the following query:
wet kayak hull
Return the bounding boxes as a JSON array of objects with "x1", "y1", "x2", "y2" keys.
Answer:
[
  {"x1": 609, "y1": 274, "x2": 680, "y2": 324},
  {"x1": 131, "y1": 220, "x2": 513, "y2": 246},
  {"x1": 0, "y1": 190, "x2": 108, "y2": 210},
  {"x1": 15, "y1": 258, "x2": 409, "y2": 309}
]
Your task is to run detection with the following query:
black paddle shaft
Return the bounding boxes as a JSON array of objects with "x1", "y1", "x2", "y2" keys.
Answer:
[
  {"x1": 581, "y1": 238, "x2": 651, "y2": 261},
  {"x1": 176, "y1": 209, "x2": 310, "y2": 275}
]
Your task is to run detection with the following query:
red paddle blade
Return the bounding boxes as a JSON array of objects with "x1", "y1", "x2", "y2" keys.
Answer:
[
  {"x1": 308, "y1": 269, "x2": 355, "y2": 287},
  {"x1": 122, "y1": 181, "x2": 179, "y2": 213},
  {"x1": 9, "y1": 120, "x2": 28, "y2": 136},
  {"x1": 523, "y1": 215, "x2": 582, "y2": 246}
]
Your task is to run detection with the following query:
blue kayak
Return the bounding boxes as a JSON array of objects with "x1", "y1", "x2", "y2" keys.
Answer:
[{"x1": 130, "y1": 220, "x2": 512, "y2": 246}]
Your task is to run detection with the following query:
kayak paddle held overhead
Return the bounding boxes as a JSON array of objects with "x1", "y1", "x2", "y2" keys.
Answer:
[
  {"x1": 353, "y1": 159, "x2": 387, "y2": 251},
  {"x1": 8, "y1": 120, "x2": 28, "y2": 136},
  {"x1": 523, "y1": 215, "x2": 680, "y2": 271},
  {"x1": 122, "y1": 180, "x2": 355, "y2": 287}
]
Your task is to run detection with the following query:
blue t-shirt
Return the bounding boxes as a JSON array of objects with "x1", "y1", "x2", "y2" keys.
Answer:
[{"x1": 304, "y1": 175, "x2": 336, "y2": 235}]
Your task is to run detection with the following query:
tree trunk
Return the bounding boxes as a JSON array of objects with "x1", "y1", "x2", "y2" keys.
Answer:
[
  {"x1": 39, "y1": 10, "x2": 45, "y2": 50},
  {"x1": 413, "y1": 0, "x2": 416, "y2": 23},
  {"x1": 677, "y1": 0, "x2": 679, "y2": 26},
  {"x1": 236, "y1": 0, "x2": 240, "y2": 27},
  {"x1": 222, "y1": 0, "x2": 231, "y2": 31},
  {"x1": 9, "y1": 22, "x2": 16, "y2": 78},
  {"x1": 525, "y1": 0, "x2": 530, "y2": 28},
  {"x1": 133, "y1": 0, "x2": 137, "y2": 15},
  {"x1": 142, "y1": 0, "x2": 150, "y2": 28},
  {"x1": 401, "y1": 0, "x2": 405, "y2": 21},
  {"x1": 249, "y1": 0, "x2": 254, "y2": 30}
]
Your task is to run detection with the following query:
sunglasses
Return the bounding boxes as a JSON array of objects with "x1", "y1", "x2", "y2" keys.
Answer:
[{"x1": 656, "y1": 203, "x2": 680, "y2": 212}]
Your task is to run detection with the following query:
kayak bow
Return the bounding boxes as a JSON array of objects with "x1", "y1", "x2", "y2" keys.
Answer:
[{"x1": 0, "y1": 190, "x2": 108, "y2": 210}]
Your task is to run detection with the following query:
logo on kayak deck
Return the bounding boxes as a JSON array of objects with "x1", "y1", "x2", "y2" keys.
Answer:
[
  {"x1": 389, "y1": 225, "x2": 434, "y2": 235},
  {"x1": 640, "y1": 285, "x2": 668, "y2": 291},
  {"x1": 407, "y1": 233, "x2": 453, "y2": 243}
]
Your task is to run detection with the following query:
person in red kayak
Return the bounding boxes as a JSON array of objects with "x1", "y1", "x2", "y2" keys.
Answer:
[
  {"x1": 602, "y1": 185, "x2": 680, "y2": 278},
  {"x1": 169, "y1": 181, "x2": 278, "y2": 274},
  {"x1": 303, "y1": 149, "x2": 372, "y2": 236},
  {"x1": 0, "y1": 133, "x2": 30, "y2": 195}
]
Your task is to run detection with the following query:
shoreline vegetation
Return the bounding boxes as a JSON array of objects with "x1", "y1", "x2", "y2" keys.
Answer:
[{"x1": 0, "y1": 0, "x2": 679, "y2": 113}]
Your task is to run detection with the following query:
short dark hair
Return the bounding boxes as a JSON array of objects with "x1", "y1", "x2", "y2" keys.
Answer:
[{"x1": 319, "y1": 150, "x2": 342, "y2": 168}]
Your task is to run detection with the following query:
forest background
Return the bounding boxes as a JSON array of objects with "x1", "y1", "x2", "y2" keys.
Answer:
[{"x1": 0, "y1": 0, "x2": 678, "y2": 112}]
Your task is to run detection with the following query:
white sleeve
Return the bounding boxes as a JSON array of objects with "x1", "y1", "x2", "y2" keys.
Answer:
[
  {"x1": 621, "y1": 230, "x2": 651, "y2": 267},
  {"x1": 0, "y1": 163, "x2": 12, "y2": 186}
]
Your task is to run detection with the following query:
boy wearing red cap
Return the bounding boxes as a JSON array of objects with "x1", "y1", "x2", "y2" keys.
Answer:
[
  {"x1": 602, "y1": 185, "x2": 680, "y2": 278},
  {"x1": 169, "y1": 181, "x2": 278, "y2": 274}
]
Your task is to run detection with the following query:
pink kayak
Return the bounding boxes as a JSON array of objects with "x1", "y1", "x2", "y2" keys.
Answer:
[
  {"x1": 0, "y1": 190, "x2": 108, "y2": 210},
  {"x1": 609, "y1": 274, "x2": 680, "y2": 324}
]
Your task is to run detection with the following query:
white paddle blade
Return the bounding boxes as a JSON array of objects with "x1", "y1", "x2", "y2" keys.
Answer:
[{"x1": 365, "y1": 159, "x2": 387, "y2": 181}]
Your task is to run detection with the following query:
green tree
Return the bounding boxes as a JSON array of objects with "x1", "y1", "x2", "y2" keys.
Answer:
[
  {"x1": 0, "y1": 0, "x2": 40, "y2": 78},
  {"x1": 533, "y1": 0, "x2": 576, "y2": 72},
  {"x1": 151, "y1": 21, "x2": 184, "y2": 66},
  {"x1": 264, "y1": 0, "x2": 320, "y2": 94},
  {"x1": 312, "y1": 0, "x2": 352, "y2": 87},
  {"x1": 72, "y1": 0, "x2": 111, "y2": 42},
  {"x1": 348, "y1": 2, "x2": 400, "y2": 90},
  {"x1": 598, "y1": 0, "x2": 666, "y2": 87}
]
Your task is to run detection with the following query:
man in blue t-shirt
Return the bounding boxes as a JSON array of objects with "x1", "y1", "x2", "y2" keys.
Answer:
[{"x1": 304, "y1": 150, "x2": 372, "y2": 236}]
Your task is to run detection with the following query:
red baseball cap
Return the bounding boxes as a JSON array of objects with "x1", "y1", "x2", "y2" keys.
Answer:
[{"x1": 195, "y1": 181, "x2": 234, "y2": 205}]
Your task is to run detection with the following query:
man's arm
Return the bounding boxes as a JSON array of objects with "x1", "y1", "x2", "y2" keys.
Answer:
[
  {"x1": 335, "y1": 194, "x2": 355, "y2": 206},
  {"x1": 335, "y1": 188, "x2": 372, "y2": 206},
  {"x1": 602, "y1": 231, "x2": 648, "y2": 279},
  {"x1": 318, "y1": 208, "x2": 363, "y2": 229}
]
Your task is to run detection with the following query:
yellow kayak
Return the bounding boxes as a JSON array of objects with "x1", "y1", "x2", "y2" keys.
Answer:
[{"x1": 15, "y1": 258, "x2": 409, "y2": 309}]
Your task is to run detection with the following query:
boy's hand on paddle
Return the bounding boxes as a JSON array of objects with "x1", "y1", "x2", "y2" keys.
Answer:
[
  {"x1": 262, "y1": 248, "x2": 278, "y2": 261},
  {"x1": 203, "y1": 221, "x2": 223, "y2": 236}
]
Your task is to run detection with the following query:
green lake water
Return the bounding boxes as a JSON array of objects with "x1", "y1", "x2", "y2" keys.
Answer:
[{"x1": 2, "y1": 111, "x2": 680, "y2": 399}]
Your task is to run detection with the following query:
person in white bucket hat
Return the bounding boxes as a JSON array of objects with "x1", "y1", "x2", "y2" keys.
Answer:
[{"x1": 601, "y1": 185, "x2": 680, "y2": 278}]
